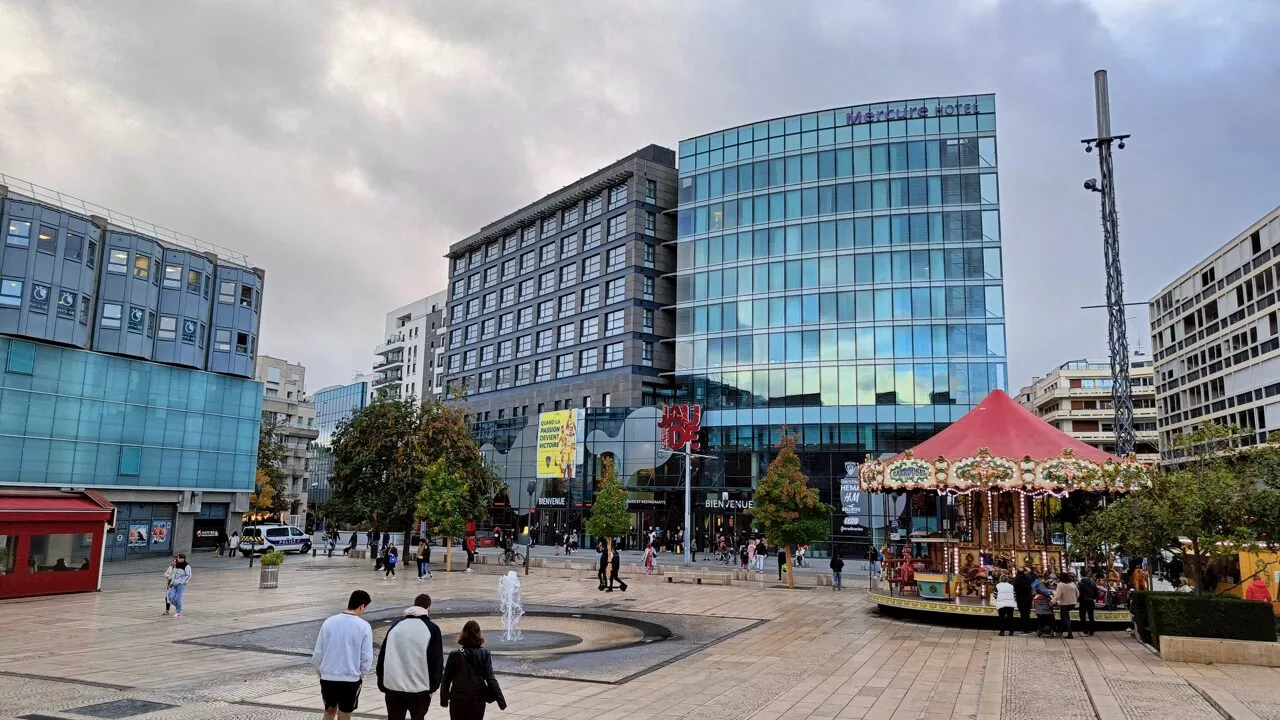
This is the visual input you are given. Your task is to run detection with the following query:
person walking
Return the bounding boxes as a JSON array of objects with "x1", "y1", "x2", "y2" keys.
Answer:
[
  {"x1": 867, "y1": 545, "x2": 880, "y2": 580},
  {"x1": 995, "y1": 573, "x2": 1017, "y2": 636},
  {"x1": 1247, "y1": 576, "x2": 1273, "y2": 601},
  {"x1": 227, "y1": 531, "x2": 240, "y2": 559},
  {"x1": 345, "y1": 531, "x2": 358, "y2": 556},
  {"x1": 1013, "y1": 568, "x2": 1034, "y2": 635},
  {"x1": 596, "y1": 541, "x2": 608, "y2": 591},
  {"x1": 367, "y1": 531, "x2": 376, "y2": 558},
  {"x1": 166, "y1": 553, "x2": 192, "y2": 618},
  {"x1": 755, "y1": 539, "x2": 767, "y2": 573},
  {"x1": 642, "y1": 541, "x2": 656, "y2": 575},
  {"x1": 377, "y1": 593, "x2": 443, "y2": 720},
  {"x1": 777, "y1": 546, "x2": 788, "y2": 581},
  {"x1": 464, "y1": 535, "x2": 476, "y2": 573},
  {"x1": 384, "y1": 546, "x2": 399, "y2": 580},
  {"x1": 313, "y1": 590, "x2": 374, "y2": 720},
  {"x1": 441, "y1": 620, "x2": 506, "y2": 719},
  {"x1": 829, "y1": 551, "x2": 845, "y2": 591},
  {"x1": 1052, "y1": 572, "x2": 1080, "y2": 639},
  {"x1": 747, "y1": 539, "x2": 757, "y2": 572},
  {"x1": 608, "y1": 544, "x2": 628, "y2": 592},
  {"x1": 162, "y1": 557, "x2": 176, "y2": 615},
  {"x1": 327, "y1": 531, "x2": 338, "y2": 558},
  {"x1": 417, "y1": 538, "x2": 433, "y2": 580},
  {"x1": 1076, "y1": 573, "x2": 1099, "y2": 636}
]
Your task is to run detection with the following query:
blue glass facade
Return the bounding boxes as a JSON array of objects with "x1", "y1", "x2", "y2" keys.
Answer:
[
  {"x1": 308, "y1": 379, "x2": 372, "y2": 504},
  {"x1": 0, "y1": 335, "x2": 261, "y2": 490},
  {"x1": 674, "y1": 96, "x2": 1007, "y2": 553}
]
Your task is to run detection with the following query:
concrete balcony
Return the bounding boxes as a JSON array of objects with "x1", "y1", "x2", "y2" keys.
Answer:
[{"x1": 375, "y1": 335, "x2": 407, "y2": 355}]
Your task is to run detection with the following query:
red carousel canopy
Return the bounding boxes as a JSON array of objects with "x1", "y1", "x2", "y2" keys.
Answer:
[{"x1": 859, "y1": 390, "x2": 1152, "y2": 495}]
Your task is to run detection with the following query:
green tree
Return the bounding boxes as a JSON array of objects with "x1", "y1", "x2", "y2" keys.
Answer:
[
  {"x1": 750, "y1": 432, "x2": 830, "y2": 588},
  {"x1": 253, "y1": 417, "x2": 290, "y2": 517},
  {"x1": 416, "y1": 459, "x2": 467, "y2": 572},
  {"x1": 586, "y1": 456, "x2": 630, "y2": 558}
]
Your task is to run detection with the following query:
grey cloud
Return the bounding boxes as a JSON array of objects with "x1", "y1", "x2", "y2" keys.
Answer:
[{"x1": 0, "y1": 0, "x2": 1276, "y2": 392}]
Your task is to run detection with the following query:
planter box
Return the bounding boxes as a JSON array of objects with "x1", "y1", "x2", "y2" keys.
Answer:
[
  {"x1": 1161, "y1": 636, "x2": 1280, "y2": 666},
  {"x1": 259, "y1": 566, "x2": 280, "y2": 589}
]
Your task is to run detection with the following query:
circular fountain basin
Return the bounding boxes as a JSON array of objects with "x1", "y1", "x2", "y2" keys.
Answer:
[{"x1": 376, "y1": 611, "x2": 669, "y2": 657}]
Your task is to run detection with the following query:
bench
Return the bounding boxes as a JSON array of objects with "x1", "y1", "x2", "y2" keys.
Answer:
[
  {"x1": 348, "y1": 548, "x2": 368, "y2": 559},
  {"x1": 666, "y1": 571, "x2": 732, "y2": 586}
]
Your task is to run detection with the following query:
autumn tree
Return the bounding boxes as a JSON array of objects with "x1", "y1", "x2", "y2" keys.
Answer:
[
  {"x1": 586, "y1": 456, "x2": 630, "y2": 558},
  {"x1": 750, "y1": 432, "x2": 831, "y2": 588}
]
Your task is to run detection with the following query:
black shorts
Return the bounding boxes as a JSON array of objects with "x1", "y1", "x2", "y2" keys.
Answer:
[{"x1": 320, "y1": 679, "x2": 362, "y2": 713}]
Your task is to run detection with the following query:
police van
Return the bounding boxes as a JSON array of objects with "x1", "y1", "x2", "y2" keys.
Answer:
[{"x1": 239, "y1": 524, "x2": 312, "y2": 555}]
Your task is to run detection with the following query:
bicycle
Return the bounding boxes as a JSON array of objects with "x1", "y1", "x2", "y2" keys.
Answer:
[
  {"x1": 497, "y1": 547, "x2": 525, "y2": 566},
  {"x1": 715, "y1": 548, "x2": 734, "y2": 565}
]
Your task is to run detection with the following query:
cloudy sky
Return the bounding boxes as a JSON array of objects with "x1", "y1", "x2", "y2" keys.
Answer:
[{"x1": 0, "y1": 0, "x2": 1276, "y2": 391}]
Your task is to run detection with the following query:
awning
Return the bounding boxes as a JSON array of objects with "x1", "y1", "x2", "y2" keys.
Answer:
[{"x1": 0, "y1": 490, "x2": 116, "y2": 523}]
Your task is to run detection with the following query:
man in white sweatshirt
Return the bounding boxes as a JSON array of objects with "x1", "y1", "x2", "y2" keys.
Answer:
[
  {"x1": 313, "y1": 590, "x2": 374, "y2": 720},
  {"x1": 376, "y1": 593, "x2": 444, "y2": 720}
]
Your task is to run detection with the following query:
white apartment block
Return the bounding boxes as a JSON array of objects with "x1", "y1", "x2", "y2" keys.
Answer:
[
  {"x1": 373, "y1": 291, "x2": 448, "y2": 402},
  {"x1": 1017, "y1": 358, "x2": 1158, "y2": 463},
  {"x1": 254, "y1": 355, "x2": 319, "y2": 514},
  {"x1": 1149, "y1": 205, "x2": 1280, "y2": 462}
]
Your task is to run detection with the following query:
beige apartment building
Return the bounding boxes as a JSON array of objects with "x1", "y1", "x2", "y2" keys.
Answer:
[
  {"x1": 1017, "y1": 358, "x2": 1159, "y2": 463},
  {"x1": 254, "y1": 355, "x2": 319, "y2": 517}
]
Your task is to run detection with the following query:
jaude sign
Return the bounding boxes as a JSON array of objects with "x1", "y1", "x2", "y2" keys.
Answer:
[{"x1": 846, "y1": 101, "x2": 979, "y2": 125}]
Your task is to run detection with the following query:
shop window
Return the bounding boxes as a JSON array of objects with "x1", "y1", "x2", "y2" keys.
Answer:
[
  {"x1": 0, "y1": 535, "x2": 15, "y2": 574},
  {"x1": 119, "y1": 446, "x2": 142, "y2": 476},
  {"x1": 6, "y1": 340, "x2": 35, "y2": 375},
  {"x1": 28, "y1": 533, "x2": 93, "y2": 572}
]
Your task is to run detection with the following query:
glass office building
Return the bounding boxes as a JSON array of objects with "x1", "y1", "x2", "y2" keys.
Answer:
[
  {"x1": 674, "y1": 96, "x2": 1007, "y2": 555},
  {"x1": 308, "y1": 377, "x2": 375, "y2": 507}
]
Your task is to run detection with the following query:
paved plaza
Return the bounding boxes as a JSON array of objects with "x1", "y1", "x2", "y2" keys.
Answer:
[{"x1": 2, "y1": 553, "x2": 1279, "y2": 720}]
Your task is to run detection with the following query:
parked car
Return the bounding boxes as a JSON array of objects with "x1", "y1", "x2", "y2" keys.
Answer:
[{"x1": 239, "y1": 525, "x2": 312, "y2": 555}]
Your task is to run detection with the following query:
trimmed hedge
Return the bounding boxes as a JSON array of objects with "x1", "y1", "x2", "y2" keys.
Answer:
[
  {"x1": 1129, "y1": 590, "x2": 1152, "y2": 645},
  {"x1": 1142, "y1": 592, "x2": 1276, "y2": 649}
]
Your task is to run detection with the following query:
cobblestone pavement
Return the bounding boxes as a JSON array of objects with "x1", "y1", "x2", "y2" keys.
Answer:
[{"x1": 0, "y1": 553, "x2": 1275, "y2": 719}]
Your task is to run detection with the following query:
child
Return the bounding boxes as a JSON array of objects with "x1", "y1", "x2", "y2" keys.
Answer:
[
  {"x1": 1033, "y1": 590, "x2": 1055, "y2": 637},
  {"x1": 384, "y1": 545, "x2": 398, "y2": 580}
]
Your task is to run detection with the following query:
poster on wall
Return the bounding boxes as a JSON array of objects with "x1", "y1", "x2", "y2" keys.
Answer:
[
  {"x1": 150, "y1": 520, "x2": 171, "y2": 546},
  {"x1": 536, "y1": 410, "x2": 579, "y2": 480},
  {"x1": 128, "y1": 523, "x2": 149, "y2": 547}
]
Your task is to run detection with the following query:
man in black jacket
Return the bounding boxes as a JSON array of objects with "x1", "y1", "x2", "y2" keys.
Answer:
[
  {"x1": 1012, "y1": 568, "x2": 1033, "y2": 635},
  {"x1": 376, "y1": 593, "x2": 443, "y2": 720},
  {"x1": 608, "y1": 545, "x2": 628, "y2": 592}
]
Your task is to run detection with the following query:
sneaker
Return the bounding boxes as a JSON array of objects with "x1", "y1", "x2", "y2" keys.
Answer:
[
  {"x1": 429, "y1": 572, "x2": 433, "y2": 578},
  {"x1": 173, "y1": 613, "x2": 182, "y2": 618},
  {"x1": 466, "y1": 568, "x2": 474, "y2": 573}
]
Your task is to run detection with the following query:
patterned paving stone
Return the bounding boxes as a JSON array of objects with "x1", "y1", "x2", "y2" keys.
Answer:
[
  {"x1": 1002, "y1": 648, "x2": 1094, "y2": 720},
  {"x1": 1209, "y1": 665, "x2": 1280, "y2": 720},
  {"x1": 1106, "y1": 676, "x2": 1221, "y2": 720}
]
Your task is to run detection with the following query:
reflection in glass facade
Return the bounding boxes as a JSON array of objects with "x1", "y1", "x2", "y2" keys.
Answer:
[
  {"x1": 309, "y1": 379, "x2": 373, "y2": 504},
  {"x1": 674, "y1": 96, "x2": 1007, "y2": 554},
  {"x1": 0, "y1": 335, "x2": 262, "y2": 489}
]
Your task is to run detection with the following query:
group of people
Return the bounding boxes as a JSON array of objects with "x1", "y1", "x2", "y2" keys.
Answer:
[
  {"x1": 596, "y1": 541, "x2": 628, "y2": 592},
  {"x1": 368, "y1": 533, "x2": 477, "y2": 579},
  {"x1": 313, "y1": 590, "x2": 506, "y2": 720},
  {"x1": 993, "y1": 568, "x2": 1101, "y2": 638}
]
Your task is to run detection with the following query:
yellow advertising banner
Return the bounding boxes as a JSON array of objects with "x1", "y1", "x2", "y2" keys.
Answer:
[{"x1": 536, "y1": 410, "x2": 579, "y2": 479}]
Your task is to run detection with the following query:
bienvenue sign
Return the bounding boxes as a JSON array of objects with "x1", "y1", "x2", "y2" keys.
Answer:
[{"x1": 847, "y1": 101, "x2": 979, "y2": 125}]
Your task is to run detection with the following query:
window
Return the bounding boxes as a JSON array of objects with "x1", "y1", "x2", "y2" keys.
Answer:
[
  {"x1": 645, "y1": 179, "x2": 657, "y2": 203},
  {"x1": 467, "y1": 274, "x2": 480, "y2": 293},
  {"x1": 133, "y1": 253, "x2": 150, "y2": 279},
  {"x1": 518, "y1": 307, "x2": 534, "y2": 329},
  {"x1": 582, "y1": 286, "x2": 600, "y2": 311},
  {"x1": 558, "y1": 293, "x2": 576, "y2": 316},
  {"x1": 500, "y1": 286, "x2": 516, "y2": 307},
  {"x1": 540, "y1": 243, "x2": 556, "y2": 265},
  {"x1": 484, "y1": 266, "x2": 498, "y2": 286},
  {"x1": 579, "y1": 347, "x2": 599, "y2": 372},
  {"x1": 537, "y1": 329, "x2": 553, "y2": 352},
  {"x1": 37, "y1": 225, "x2": 57, "y2": 254},
  {"x1": 6, "y1": 219, "x2": 31, "y2": 247},
  {"x1": 502, "y1": 259, "x2": 516, "y2": 279},
  {"x1": 607, "y1": 246, "x2": 626, "y2": 271},
  {"x1": 87, "y1": 240, "x2": 97, "y2": 269},
  {"x1": 447, "y1": 354, "x2": 460, "y2": 372},
  {"x1": 266, "y1": 366, "x2": 282, "y2": 383},
  {"x1": 451, "y1": 280, "x2": 464, "y2": 299},
  {"x1": 606, "y1": 278, "x2": 625, "y2": 304},
  {"x1": 516, "y1": 363, "x2": 531, "y2": 385},
  {"x1": 503, "y1": 234, "x2": 518, "y2": 253},
  {"x1": 80, "y1": 295, "x2": 89, "y2": 323},
  {"x1": 583, "y1": 255, "x2": 601, "y2": 280},
  {"x1": 498, "y1": 339, "x2": 513, "y2": 361},
  {"x1": 449, "y1": 328, "x2": 463, "y2": 348},
  {"x1": 538, "y1": 300, "x2": 554, "y2": 324},
  {"x1": 643, "y1": 276, "x2": 655, "y2": 301},
  {"x1": 499, "y1": 312, "x2": 514, "y2": 333},
  {"x1": 535, "y1": 358, "x2": 552, "y2": 382},
  {"x1": 643, "y1": 308, "x2": 654, "y2": 332},
  {"x1": 645, "y1": 211, "x2": 656, "y2": 233},
  {"x1": 481, "y1": 318, "x2": 496, "y2": 339},
  {"x1": 541, "y1": 216, "x2": 558, "y2": 238},
  {"x1": 559, "y1": 263, "x2": 577, "y2": 285},
  {"x1": 608, "y1": 184, "x2": 628, "y2": 209},
  {"x1": 158, "y1": 316, "x2": 177, "y2": 340},
  {"x1": 539, "y1": 271, "x2": 556, "y2": 294},
  {"x1": 463, "y1": 349, "x2": 477, "y2": 369},
  {"x1": 464, "y1": 324, "x2": 478, "y2": 343},
  {"x1": 108, "y1": 248, "x2": 129, "y2": 274},
  {"x1": 219, "y1": 281, "x2": 235, "y2": 303},
  {"x1": 483, "y1": 292, "x2": 496, "y2": 313},
  {"x1": 581, "y1": 316, "x2": 600, "y2": 341},
  {"x1": 65, "y1": 232, "x2": 84, "y2": 260},
  {"x1": 585, "y1": 194, "x2": 602, "y2": 220},
  {"x1": 497, "y1": 367, "x2": 512, "y2": 389},
  {"x1": 560, "y1": 234, "x2": 577, "y2": 257},
  {"x1": 160, "y1": 264, "x2": 181, "y2": 289},
  {"x1": 521, "y1": 252, "x2": 536, "y2": 273},
  {"x1": 563, "y1": 206, "x2": 580, "y2": 227},
  {"x1": 481, "y1": 345, "x2": 495, "y2": 364},
  {"x1": 604, "y1": 342, "x2": 624, "y2": 369},
  {"x1": 469, "y1": 248, "x2": 483, "y2": 268},
  {"x1": 486, "y1": 241, "x2": 500, "y2": 260},
  {"x1": 184, "y1": 269, "x2": 200, "y2": 294},
  {"x1": 583, "y1": 224, "x2": 602, "y2": 250},
  {"x1": 557, "y1": 323, "x2": 575, "y2": 347},
  {"x1": 556, "y1": 353, "x2": 573, "y2": 377},
  {"x1": 214, "y1": 329, "x2": 231, "y2": 351},
  {"x1": 0, "y1": 276, "x2": 26, "y2": 308},
  {"x1": 239, "y1": 284, "x2": 254, "y2": 309},
  {"x1": 606, "y1": 309, "x2": 625, "y2": 336},
  {"x1": 235, "y1": 332, "x2": 249, "y2": 354},
  {"x1": 519, "y1": 279, "x2": 535, "y2": 299},
  {"x1": 607, "y1": 214, "x2": 628, "y2": 241},
  {"x1": 642, "y1": 341, "x2": 654, "y2": 367},
  {"x1": 466, "y1": 298, "x2": 479, "y2": 318},
  {"x1": 517, "y1": 335, "x2": 532, "y2": 357},
  {"x1": 101, "y1": 302, "x2": 122, "y2": 328}
]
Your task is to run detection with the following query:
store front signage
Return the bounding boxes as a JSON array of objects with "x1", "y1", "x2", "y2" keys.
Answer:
[
  {"x1": 704, "y1": 498, "x2": 753, "y2": 511},
  {"x1": 537, "y1": 496, "x2": 567, "y2": 507},
  {"x1": 659, "y1": 404, "x2": 702, "y2": 451},
  {"x1": 846, "y1": 101, "x2": 978, "y2": 126}
]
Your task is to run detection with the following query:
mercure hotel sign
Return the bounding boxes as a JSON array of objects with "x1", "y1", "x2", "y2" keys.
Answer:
[{"x1": 846, "y1": 101, "x2": 979, "y2": 125}]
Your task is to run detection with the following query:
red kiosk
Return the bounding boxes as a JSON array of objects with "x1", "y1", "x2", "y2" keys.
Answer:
[{"x1": 0, "y1": 489, "x2": 116, "y2": 600}]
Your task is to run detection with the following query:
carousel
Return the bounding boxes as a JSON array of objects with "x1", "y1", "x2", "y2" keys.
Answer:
[{"x1": 859, "y1": 389, "x2": 1153, "y2": 621}]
